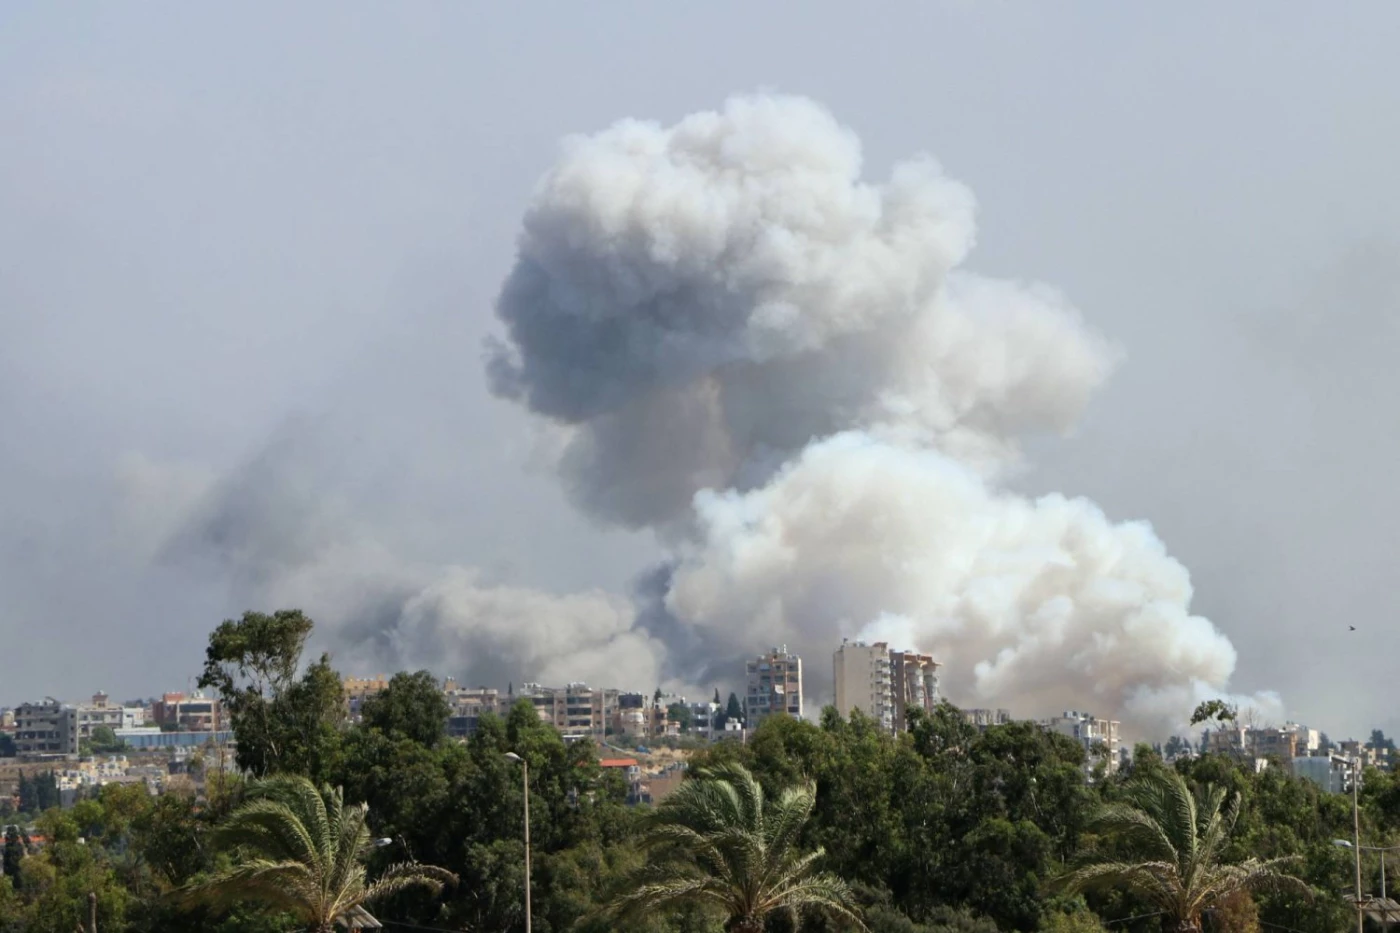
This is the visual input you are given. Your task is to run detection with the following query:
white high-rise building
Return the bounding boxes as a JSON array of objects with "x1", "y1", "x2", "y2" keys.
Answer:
[{"x1": 834, "y1": 640, "x2": 941, "y2": 734}]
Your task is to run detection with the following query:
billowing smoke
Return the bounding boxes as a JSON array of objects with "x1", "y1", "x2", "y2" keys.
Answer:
[
  {"x1": 488, "y1": 92, "x2": 1280, "y2": 734},
  {"x1": 156, "y1": 424, "x2": 666, "y2": 692}
]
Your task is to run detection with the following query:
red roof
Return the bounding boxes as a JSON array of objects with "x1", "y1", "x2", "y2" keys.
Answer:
[{"x1": 599, "y1": 758, "x2": 639, "y2": 768}]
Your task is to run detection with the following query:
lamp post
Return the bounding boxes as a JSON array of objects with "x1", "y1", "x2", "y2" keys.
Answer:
[
  {"x1": 505, "y1": 752, "x2": 532, "y2": 933},
  {"x1": 1336, "y1": 840, "x2": 1400, "y2": 932},
  {"x1": 1332, "y1": 755, "x2": 1364, "y2": 933}
]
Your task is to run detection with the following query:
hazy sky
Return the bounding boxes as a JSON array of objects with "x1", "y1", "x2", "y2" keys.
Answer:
[{"x1": 2, "y1": 4, "x2": 1397, "y2": 738}]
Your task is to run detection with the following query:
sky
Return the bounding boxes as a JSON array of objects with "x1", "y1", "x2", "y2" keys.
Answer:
[{"x1": 2, "y1": 3, "x2": 1397, "y2": 739}]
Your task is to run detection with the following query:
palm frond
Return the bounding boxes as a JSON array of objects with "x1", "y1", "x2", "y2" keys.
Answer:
[{"x1": 360, "y1": 861, "x2": 458, "y2": 906}]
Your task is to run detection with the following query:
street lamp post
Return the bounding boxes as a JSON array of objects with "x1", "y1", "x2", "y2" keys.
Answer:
[
  {"x1": 1336, "y1": 839, "x2": 1400, "y2": 933},
  {"x1": 505, "y1": 752, "x2": 532, "y2": 933}
]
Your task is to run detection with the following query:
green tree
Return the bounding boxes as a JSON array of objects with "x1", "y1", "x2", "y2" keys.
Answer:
[
  {"x1": 609, "y1": 762, "x2": 864, "y2": 933},
  {"x1": 1052, "y1": 769, "x2": 1308, "y2": 932},
  {"x1": 0, "y1": 733, "x2": 14, "y2": 758},
  {"x1": 724, "y1": 693, "x2": 744, "y2": 727},
  {"x1": 2, "y1": 825, "x2": 21, "y2": 881},
  {"x1": 359, "y1": 670, "x2": 449, "y2": 747},
  {"x1": 198, "y1": 609, "x2": 345, "y2": 780},
  {"x1": 1189, "y1": 700, "x2": 1236, "y2": 728},
  {"x1": 184, "y1": 775, "x2": 456, "y2": 933},
  {"x1": 667, "y1": 703, "x2": 694, "y2": 734},
  {"x1": 88, "y1": 725, "x2": 125, "y2": 753}
]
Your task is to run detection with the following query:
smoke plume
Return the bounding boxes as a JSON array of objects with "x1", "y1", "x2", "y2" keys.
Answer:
[{"x1": 488, "y1": 92, "x2": 1279, "y2": 734}]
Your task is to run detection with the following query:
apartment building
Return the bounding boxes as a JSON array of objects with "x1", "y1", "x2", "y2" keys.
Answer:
[
  {"x1": 151, "y1": 692, "x2": 221, "y2": 731},
  {"x1": 15, "y1": 699, "x2": 79, "y2": 759},
  {"x1": 519, "y1": 683, "x2": 618, "y2": 741},
  {"x1": 834, "y1": 640, "x2": 894, "y2": 731},
  {"x1": 963, "y1": 708, "x2": 1013, "y2": 730},
  {"x1": 445, "y1": 685, "x2": 501, "y2": 738},
  {"x1": 745, "y1": 647, "x2": 803, "y2": 725},
  {"x1": 1045, "y1": 710, "x2": 1122, "y2": 775},
  {"x1": 834, "y1": 640, "x2": 941, "y2": 734},
  {"x1": 75, "y1": 692, "x2": 145, "y2": 739},
  {"x1": 343, "y1": 675, "x2": 391, "y2": 719},
  {"x1": 890, "y1": 651, "x2": 940, "y2": 732}
]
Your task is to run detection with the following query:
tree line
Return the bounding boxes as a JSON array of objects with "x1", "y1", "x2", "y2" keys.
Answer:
[{"x1": 1, "y1": 609, "x2": 1397, "y2": 931}]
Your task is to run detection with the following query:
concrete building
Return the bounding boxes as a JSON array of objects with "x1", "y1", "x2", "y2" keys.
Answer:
[
  {"x1": 890, "y1": 651, "x2": 940, "y2": 732},
  {"x1": 519, "y1": 683, "x2": 618, "y2": 741},
  {"x1": 745, "y1": 647, "x2": 803, "y2": 725},
  {"x1": 963, "y1": 708, "x2": 1013, "y2": 731},
  {"x1": 444, "y1": 686, "x2": 501, "y2": 738},
  {"x1": 1293, "y1": 756, "x2": 1350, "y2": 794},
  {"x1": 1045, "y1": 711, "x2": 1122, "y2": 775},
  {"x1": 834, "y1": 640, "x2": 894, "y2": 731},
  {"x1": 75, "y1": 692, "x2": 144, "y2": 739},
  {"x1": 343, "y1": 676, "x2": 391, "y2": 719},
  {"x1": 152, "y1": 692, "x2": 221, "y2": 731},
  {"x1": 834, "y1": 640, "x2": 941, "y2": 734},
  {"x1": 15, "y1": 699, "x2": 79, "y2": 759}
]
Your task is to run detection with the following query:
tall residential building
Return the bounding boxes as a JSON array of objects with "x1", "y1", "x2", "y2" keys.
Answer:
[
  {"x1": 1045, "y1": 711, "x2": 1122, "y2": 775},
  {"x1": 519, "y1": 683, "x2": 618, "y2": 741},
  {"x1": 745, "y1": 647, "x2": 803, "y2": 724},
  {"x1": 834, "y1": 640, "x2": 940, "y2": 733},
  {"x1": 890, "y1": 651, "x2": 940, "y2": 732},
  {"x1": 834, "y1": 640, "x2": 893, "y2": 730},
  {"x1": 16, "y1": 699, "x2": 79, "y2": 759}
]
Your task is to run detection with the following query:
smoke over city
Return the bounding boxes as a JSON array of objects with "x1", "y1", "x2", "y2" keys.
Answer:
[
  {"x1": 152, "y1": 93, "x2": 1279, "y2": 736},
  {"x1": 486, "y1": 93, "x2": 1281, "y2": 734}
]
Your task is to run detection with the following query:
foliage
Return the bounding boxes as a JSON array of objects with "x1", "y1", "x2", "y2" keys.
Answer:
[
  {"x1": 610, "y1": 762, "x2": 864, "y2": 933},
  {"x1": 1053, "y1": 769, "x2": 1309, "y2": 932},
  {"x1": 668, "y1": 702, "x2": 694, "y2": 733},
  {"x1": 184, "y1": 775, "x2": 456, "y2": 933},
  {"x1": 1189, "y1": 699, "x2": 1236, "y2": 728},
  {"x1": 197, "y1": 610, "x2": 346, "y2": 780},
  {"x1": 359, "y1": 669, "x2": 450, "y2": 747}
]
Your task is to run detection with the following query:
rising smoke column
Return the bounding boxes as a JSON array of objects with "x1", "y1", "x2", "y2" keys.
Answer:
[{"x1": 489, "y1": 92, "x2": 1279, "y2": 734}]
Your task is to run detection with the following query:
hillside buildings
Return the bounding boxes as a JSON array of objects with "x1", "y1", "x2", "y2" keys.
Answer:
[
  {"x1": 833, "y1": 639, "x2": 940, "y2": 733},
  {"x1": 745, "y1": 647, "x2": 803, "y2": 725}
]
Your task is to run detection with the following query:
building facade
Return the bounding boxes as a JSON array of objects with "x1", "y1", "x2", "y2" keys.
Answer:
[
  {"x1": 834, "y1": 640, "x2": 941, "y2": 734},
  {"x1": 15, "y1": 699, "x2": 79, "y2": 759},
  {"x1": 745, "y1": 647, "x2": 803, "y2": 725},
  {"x1": 445, "y1": 686, "x2": 501, "y2": 738},
  {"x1": 1045, "y1": 711, "x2": 1122, "y2": 775},
  {"x1": 890, "y1": 651, "x2": 940, "y2": 732},
  {"x1": 963, "y1": 708, "x2": 1013, "y2": 730},
  {"x1": 151, "y1": 692, "x2": 221, "y2": 731},
  {"x1": 519, "y1": 683, "x2": 618, "y2": 741},
  {"x1": 834, "y1": 640, "x2": 894, "y2": 731}
]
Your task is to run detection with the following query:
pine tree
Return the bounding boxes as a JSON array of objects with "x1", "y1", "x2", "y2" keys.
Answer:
[{"x1": 1, "y1": 824, "x2": 21, "y2": 880}]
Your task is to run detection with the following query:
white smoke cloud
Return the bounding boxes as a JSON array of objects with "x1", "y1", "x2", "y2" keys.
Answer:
[
  {"x1": 487, "y1": 92, "x2": 1276, "y2": 736},
  {"x1": 489, "y1": 93, "x2": 1115, "y2": 529}
]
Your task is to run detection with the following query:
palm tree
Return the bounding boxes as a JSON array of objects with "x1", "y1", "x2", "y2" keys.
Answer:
[
  {"x1": 1051, "y1": 769, "x2": 1307, "y2": 932},
  {"x1": 610, "y1": 762, "x2": 865, "y2": 933},
  {"x1": 184, "y1": 775, "x2": 455, "y2": 932}
]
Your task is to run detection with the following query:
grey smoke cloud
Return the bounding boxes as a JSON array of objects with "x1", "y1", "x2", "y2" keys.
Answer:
[{"x1": 488, "y1": 93, "x2": 1277, "y2": 734}]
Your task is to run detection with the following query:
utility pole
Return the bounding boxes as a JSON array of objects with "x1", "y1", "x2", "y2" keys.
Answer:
[{"x1": 88, "y1": 891, "x2": 97, "y2": 933}]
